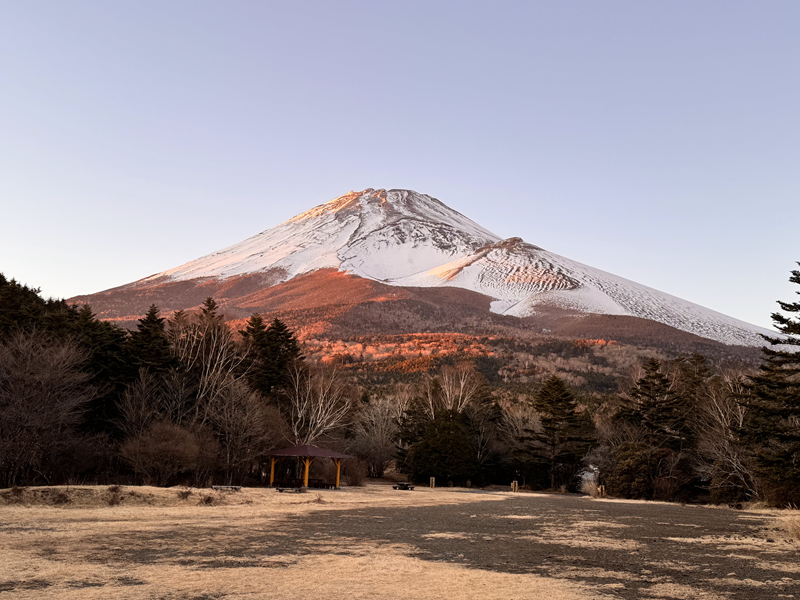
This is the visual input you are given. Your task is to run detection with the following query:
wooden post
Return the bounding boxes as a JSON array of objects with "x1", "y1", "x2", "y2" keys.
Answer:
[
  {"x1": 430, "y1": 477, "x2": 435, "y2": 489},
  {"x1": 511, "y1": 480, "x2": 518, "y2": 493},
  {"x1": 303, "y1": 457, "x2": 312, "y2": 488},
  {"x1": 335, "y1": 458, "x2": 341, "y2": 489},
  {"x1": 269, "y1": 457, "x2": 276, "y2": 487}
]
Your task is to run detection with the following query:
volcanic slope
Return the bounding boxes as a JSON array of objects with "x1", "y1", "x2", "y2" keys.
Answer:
[{"x1": 72, "y1": 188, "x2": 771, "y2": 347}]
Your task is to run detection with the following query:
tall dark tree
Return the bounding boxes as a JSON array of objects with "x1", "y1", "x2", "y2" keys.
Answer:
[
  {"x1": 407, "y1": 410, "x2": 478, "y2": 485},
  {"x1": 743, "y1": 263, "x2": 800, "y2": 504},
  {"x1": 71, "y1": 305, "x2": 132, "y2": 434},
  {"x1": 618, "y1": 358, "x2": 689, "y2": 450},
  {"x1": 240, "y1": 315, "x2": 301, "y2": 397},
  {"x1": 128, "y1": 305, "x2": 177, "y2": 376},
  {"x1": 0, "y1": 273, "x2": 75, "y2": 339},
  {"x1": 199, "y1": 297, "x2": 223, "y2": 327},
  {"x1": 527, "y1": 375, "x2": 594, "y2": 490}
]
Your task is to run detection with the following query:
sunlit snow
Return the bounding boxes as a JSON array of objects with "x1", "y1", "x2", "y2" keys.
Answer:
[{"x1": 150, "y1": 188, "x2": 772, "y2": 346}]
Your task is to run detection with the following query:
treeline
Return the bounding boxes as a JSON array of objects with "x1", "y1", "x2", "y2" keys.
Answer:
[
  {"x1": 2, "y1": 268, "x2": 799, "y2": 507},
  {"x1": 0, "y1": 274, "x2": 355, "y2": 488}
]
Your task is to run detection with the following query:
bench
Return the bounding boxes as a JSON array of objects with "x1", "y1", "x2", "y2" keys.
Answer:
[{"x1": 392, "y1": 482, "x2": 415, "y2": 491}]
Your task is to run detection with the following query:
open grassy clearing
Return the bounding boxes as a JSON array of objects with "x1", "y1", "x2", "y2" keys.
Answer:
[{"x1": 1, "y1": 484, "x2": 798, "y2": 599}]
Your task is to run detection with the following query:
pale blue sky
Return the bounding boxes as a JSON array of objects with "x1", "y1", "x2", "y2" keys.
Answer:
[{"x1": 1, "y1": 1, "x2": 797, "y2": 330}]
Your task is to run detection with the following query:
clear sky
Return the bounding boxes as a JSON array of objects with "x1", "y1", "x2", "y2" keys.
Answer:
[{"x1": 1, "y1": 1, "x2": 797, "y2": 330}]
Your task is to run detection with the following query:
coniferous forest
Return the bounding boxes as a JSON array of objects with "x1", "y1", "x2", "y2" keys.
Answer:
[{"x1": 1, "y1": 266, "x2": 799, "y2": 506}]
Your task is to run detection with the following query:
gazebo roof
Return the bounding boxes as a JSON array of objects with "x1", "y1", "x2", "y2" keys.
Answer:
[{"x1": 269, "y1": 444, "x2": 352, "y2": 459}]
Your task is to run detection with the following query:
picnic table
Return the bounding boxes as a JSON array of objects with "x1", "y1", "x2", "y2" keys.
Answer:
[{"x1": 392, "y1": 482, "x2": 415, "y2": 490}]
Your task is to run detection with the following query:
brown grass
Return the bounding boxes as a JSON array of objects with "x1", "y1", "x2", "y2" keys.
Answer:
[
  {"x1": 0, "y1": 484, "x2": 600, "y2": 600},
  {"x1": 782, "y1": 514, "x2": 800, "y2": 542}
]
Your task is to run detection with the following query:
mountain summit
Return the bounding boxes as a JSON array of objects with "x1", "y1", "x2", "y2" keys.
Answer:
[
  {"x1": 153, "y1": 189, "x2": 499, "y2": 283},
  {"x1": 76, "y1": 188, "x2": 771, "y2": 346}
]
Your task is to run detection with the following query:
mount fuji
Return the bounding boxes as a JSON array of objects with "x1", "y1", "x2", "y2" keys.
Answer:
[{"x1": 72, "y1": 188, "x2": 772, "y2": 347}]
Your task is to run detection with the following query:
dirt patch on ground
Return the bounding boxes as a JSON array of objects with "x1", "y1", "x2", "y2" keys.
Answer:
[{"x1": 0, "y1": 484, "x2": 797, "y2": 599}]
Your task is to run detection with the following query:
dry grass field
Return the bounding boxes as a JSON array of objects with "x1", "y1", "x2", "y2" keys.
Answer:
[{"x1": 1, "y1": 484, "x2": 798, "y2": 599}]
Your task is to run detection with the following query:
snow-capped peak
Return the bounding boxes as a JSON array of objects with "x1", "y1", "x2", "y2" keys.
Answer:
[
  {"x1": 153, "y1": 189, "x2": 499, "y2": 284},
  {"x1": 143, "y1": 188, "x2": 772, "y2": 346}
]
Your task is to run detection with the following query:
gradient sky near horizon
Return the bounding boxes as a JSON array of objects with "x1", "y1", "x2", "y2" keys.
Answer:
[{"x1": 1, "y1": 1, "x2": 798, "y2": 330}]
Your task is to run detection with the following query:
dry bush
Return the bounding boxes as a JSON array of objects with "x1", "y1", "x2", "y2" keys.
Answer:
[
  {"x1": 177, "y1": 489, "x2": 192, "y2": 500},
  {"x1": 341, "y1": 458, "x2": 368, "y2": 487},
  {"x1": 120, "y1": 422, "x2": 202, "y2": 486},
  {"x1": 199, "y1": 493, "x2": 220, "y2": 506},
  {"x1": 580, "y1": 478, "x2": 599, "y2": 497},
  {"x1": 106, "y1": 485, "x2": 123, "y2": 506},
  {"x1": 42, "y1": 488, "x2": 72, "y2": 505}
]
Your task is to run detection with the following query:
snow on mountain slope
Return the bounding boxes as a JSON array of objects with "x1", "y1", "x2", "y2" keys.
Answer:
[
  {"x1": 393, "y1": 238, "x2": 773, "y2": 346},
  {"x1": 152, "y1": 189, "x2": 499, "y2": 284},
  {"x1": 139, "y1": 187, "x2": 771, "y2": 346}
]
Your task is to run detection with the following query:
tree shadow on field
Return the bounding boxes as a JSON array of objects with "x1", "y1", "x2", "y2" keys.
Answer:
[{"x1": 59, "y1": 494, "x2": 799, "y2": 599}]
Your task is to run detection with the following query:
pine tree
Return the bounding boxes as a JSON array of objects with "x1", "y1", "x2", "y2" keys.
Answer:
[
  {"x1": 743, "y1": 263, "x2": 800, "y2": 504},
  {"x1": 70, "y1": 305, "x2": 132, "y2": 434},
  {"x1": 199, "y1": 297, "x2": 223, "y2": 327},
  {"x1": 528, "y1": 375, "x2": 594, "y2": 490},
  {"x1": 407, "y1": 410, "x2": 478, "y2": 485},
  {"x1": 128, "y1": 305, "x2": 177, "y2": 376},
  {"x1": 618, "y1": 358, "x2": 688, "y2": 450},
  {"x1": 240, "y1": 316, "x2": 302, "y2": 397}
]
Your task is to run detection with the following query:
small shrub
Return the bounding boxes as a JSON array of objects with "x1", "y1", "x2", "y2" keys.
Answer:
[
  {"x1": 580, "y1": 478, "x2": 598, "y2": 497},
  {"x1": 177, "y1": 490, "x2": 192, "y2": 500},
  {"x1": 342, "y1": 459, "x2": 368, "y2": 487},
  {"x1": 106, "y1": 485, "x2": 123, "y2": 506},
  {"x1": 51, "y1": 490, "x2": 71, "y2": 505},
  {"x1": 199, "y1": 494, "x2": 218, "y2": 506},
  {"x1": 7, "y1": 486, "x2": 26, "y2": 504}
]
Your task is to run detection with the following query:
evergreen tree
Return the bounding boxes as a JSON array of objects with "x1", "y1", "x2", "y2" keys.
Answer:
[
  {"x1": 127, "y1": 305, "x2": 177, "y2": 376},
  {"x1": 240, "y1": 315, "x2": 301, "y2": 397},
  {"x1": 527, "y1": 376, "x2": 594, "y2": 490},
  {"x1": 407, "y1": 410, "x2": 478, "y2": 485},
  {"x1": 0, "y1": 273, "x2": 75, "y2": 339},
  {"x1": 199, "y1": 297, "x2": 223, "y2": 327},
  {"x1": 70, "y1": 305, "x2": 132, "y2": 434},
  {"x1": 743, "y1": 263, "x2": 800, "y2": 504},
  {"x1": 618, "y1": 358, "x2": 688, "y2": 450},
  {"x1": 609, "y1": 359, "x2": 699, "y2": 501}
]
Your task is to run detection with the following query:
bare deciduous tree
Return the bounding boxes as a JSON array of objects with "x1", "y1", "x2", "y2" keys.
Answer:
[
  {"x1": 0, "y1": 332, "x2": 96, "y2": 487},
  {"x1": 693, "y1": 372, "x2": 760, "y2": 499},
  {"x1": 438, "y1": 363, "x2": 484, "y2": 413},
  {"x1": 418, "y1": 363, "x2": 485, "y2": 420},
  {"x1": 350, "y1": 389, "x2": 412, "y2": 477},
  {"x1": 208, "y1": 379, "x2": 283, "y2": 484},
  {"x1": 283, "y1": 363, "x2": 356, "y2": 446},
  {"x1": 115, "y1": 369, "x2": 162, "y2": 441},
  {"x1": 167, "y1": 309, "x2": 249, "y2": 425}
]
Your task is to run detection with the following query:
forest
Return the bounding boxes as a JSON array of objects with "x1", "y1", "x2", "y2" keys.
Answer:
[{"x1": 1, "y1": 266, "x2": 799, "y2": 506}]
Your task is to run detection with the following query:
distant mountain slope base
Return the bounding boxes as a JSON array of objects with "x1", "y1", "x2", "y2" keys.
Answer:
[{"x1": 70, "y1": 188, "x2": 772, "y2": 348}]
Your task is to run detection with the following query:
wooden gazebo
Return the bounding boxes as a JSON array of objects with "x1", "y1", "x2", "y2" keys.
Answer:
[{"x1": 268, "y1": 445, "x2": 352, "y2": 489}]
